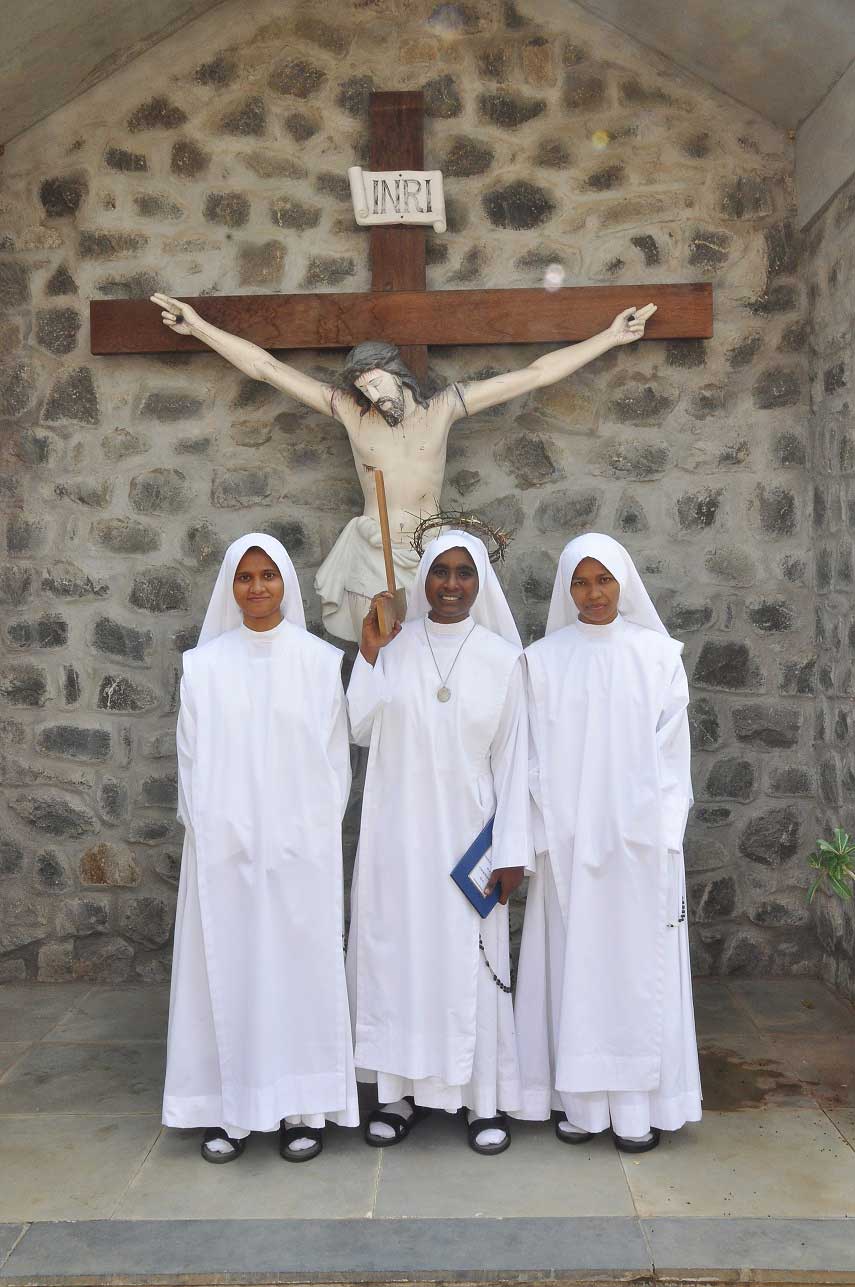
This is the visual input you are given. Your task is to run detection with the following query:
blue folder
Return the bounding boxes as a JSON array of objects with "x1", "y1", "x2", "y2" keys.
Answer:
[{"x1": 450, "y1": 815, "x2": 500, "y2": 919}]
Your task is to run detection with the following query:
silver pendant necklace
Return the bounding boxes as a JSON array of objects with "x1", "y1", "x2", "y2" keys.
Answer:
[{"x1": 423, "y1": 617, "x2": 477, "y2": 702}]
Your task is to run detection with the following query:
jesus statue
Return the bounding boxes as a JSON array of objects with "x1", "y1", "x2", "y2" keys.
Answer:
[{"x1": 151, "y1": 293, "x2": 655, "y2": 642}]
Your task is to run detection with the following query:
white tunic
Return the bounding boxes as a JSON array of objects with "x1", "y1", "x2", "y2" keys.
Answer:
[
  {"x1": 515, "y1": 615, "x2": 701, "y2": 1132},
  {"x1": 163, "y1": 618, "x2": 359, "y2": 1134},
  {"x1": 346, "y1": 616, "x2": 532, "y2": 1117}
]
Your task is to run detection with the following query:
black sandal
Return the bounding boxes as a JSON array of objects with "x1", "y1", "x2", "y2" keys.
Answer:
[
  {"x1": 279, "y1": 1124, "x2": 323, "y2": 1163},
  {"x1": 364, "y1": 1096, "x2": 432, "y2": 1147},
  {"x1": 201, "y1": 1127, "x2": 245, "y2": 1164},
  {"x1": 554, "y1": 1116, "x2": 594, "y2": 1145},
  {"x1": 467, "y1": 1112, "x2": 511, "y2": 1156},
  {"x1": 613, "y1": 1126, "x2": 661, "y2": 1154}
]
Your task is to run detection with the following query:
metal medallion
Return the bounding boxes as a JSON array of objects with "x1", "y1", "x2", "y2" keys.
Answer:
[{"x1": 436, "y1": 686, "x2": 451, "y2": 703}]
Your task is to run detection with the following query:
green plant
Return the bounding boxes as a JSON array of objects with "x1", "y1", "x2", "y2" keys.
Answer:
[{"x1": 807, "y1": 828, "x2": 855, "y2": 902}]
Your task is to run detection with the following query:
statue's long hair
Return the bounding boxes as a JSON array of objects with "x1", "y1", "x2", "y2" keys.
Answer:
[{"x1": 331, "y1": 340, "x2": 431, "y2": 416}]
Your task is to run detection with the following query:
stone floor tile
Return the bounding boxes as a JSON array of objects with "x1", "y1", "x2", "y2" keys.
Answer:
[
  {"x1": 1, "y1": 1217, "x2": 652, "y2": 1279},
  {"x1": 692, "y1": 978, "x2": 760, "y2": 1038},
  {"x1": 698, "y1": 1030, "x2": 815, "y2": 1111},
  {"x1": 0, "y1": 1045, "x2": 31, "y2": 1078},
  {"x1": 645, "y1": 1216, "x2": 855, "y2": 1272},
  {"x1": 115, "y1": 1124, "x2": 379, "y2": 1219},
  {"x1": 728, "y1": 978, "x2": 855, "y2": 1035},
  {"x1": 44, "y1": 985, "x2": 169, "y2": 1043},
  {"x1": 0, "y1": 1226, "x2": 24, "y2": 1270},
  {"x1": 0, "y1": 984, "x2": 91, "y2": 1041},
  {"x1": 0, "y1": 1115, "x2": 161, "y2": 1221},
  {"x1": 768, "y1": 1034, "x2": 855, "y2": 1108},
  {"x1": 0, "y1": 1041, "x2": 165, "y2": 1114},
  {"x1": 620, "y1": 1108, "x2": 855, "y2": 1218},
  {"x1": 374, "y1": 1113, "x2": 635, "y2": 1218},
  {"x1": 827, "y1": 1106, "x2": 855, "y2": 1148}
]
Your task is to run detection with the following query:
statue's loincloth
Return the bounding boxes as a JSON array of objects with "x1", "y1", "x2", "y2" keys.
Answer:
[{"x1": 314, "y1": 516, "x2": 421, "y2": 642}]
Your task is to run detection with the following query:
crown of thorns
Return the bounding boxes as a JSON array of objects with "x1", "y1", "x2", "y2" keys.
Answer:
[{"x1": 410, "y1": 510, "x2": 512, "y2": 565}]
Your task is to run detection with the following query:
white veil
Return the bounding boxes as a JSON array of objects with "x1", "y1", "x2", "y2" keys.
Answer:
[
  {"x1": 545, "y1": 532, "x2": 670, "y2": 638},
  {"x1": 406, "y1": 529, "x2": 521, "y2": 647},
  {"x1": 197, "y1": 532, "x2": 306, "y2": 646}
]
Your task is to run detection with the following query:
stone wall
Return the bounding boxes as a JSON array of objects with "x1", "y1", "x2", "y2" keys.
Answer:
[
  {"x1": 0, "y1": 0, "x2": 818, "y2": 982},
  {"x1": 805, "y1": 169, "x2": 855, "y2": 1002}
]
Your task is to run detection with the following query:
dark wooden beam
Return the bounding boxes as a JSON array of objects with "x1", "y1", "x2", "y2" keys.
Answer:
[
  {"x1": 369, "y1": 90, "x2": 427, "y2": 381},
  {"x1": 90, "y1": 283, "x2": 713, "y2": 356}
]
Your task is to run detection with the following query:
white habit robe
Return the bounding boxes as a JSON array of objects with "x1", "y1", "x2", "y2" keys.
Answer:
[
  {"x1": 163, "y1": 534, "x2": 359, "y2": 1136},
  {"x1": 515, "y1": 534, "x2": 701, "y2": 1138},
  {"x1": 346, "y1": 531, "x2": 532, "y2": 1118}
]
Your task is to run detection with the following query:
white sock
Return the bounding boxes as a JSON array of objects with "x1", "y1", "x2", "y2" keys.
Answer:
[
  {"x1": 369, "y1": 1098, "x2": 413, "y2": 1140},
  {"x1": 468, "y1": 1109, "x2": 506, "y2": 1148},
  {"x1": 619, "y1": 1129, "x2": 654, "y2": 1143},
  {"x1": 205, "y1": 1136, "x2": 236, "y2": 1155},
  {"x1": 557, "y1": 1117, "x2": 590, "y2": 1137}
]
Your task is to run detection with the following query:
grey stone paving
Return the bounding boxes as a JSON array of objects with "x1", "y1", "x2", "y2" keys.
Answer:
[{"x1": 0, "y1": 979, "x2": 854, "y2": 1282}]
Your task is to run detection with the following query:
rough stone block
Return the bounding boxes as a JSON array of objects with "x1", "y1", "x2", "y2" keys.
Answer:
[
  {"x1": 56, "y1": 479, "x2": 112, "y2": 509},
  {"x1": 80, "y1": 842, "x2": 140, "y2": 887},
  {"x1": 601, "y1": 439, "x2": 670, "y2": 479},
  {"x1": 0, "y1": 835, "x2": 24, "y2": 875},
  {"x1": 269, "y1": 58, "x2": 326, "y2": 97},
  {"x1": 239, "y1": 240, "x2": 286, "y2": 287},
  {"x1": 36, "y1": 724, "x2": 111, "y2": 761},
  {"x1": 269, "y1": 196, "x2": 321, "y2": 231},
  {"x1": 40, "y1": 174, "x2": 88, "y2": 218},
  {"x1": 495, "y1": 433, "x2": 562, "y2": 488},
  {"x1": 688, "y1": 230, "x2": 731, "y2": 271},
  {"x1": 211, "y1": 467, "x2": 274, "y2": 508},
  {"x1": 0, "y1": 261, "x2": 31, "y2": 307},
  {"x1": 43, "y1": 367, "x2": 99, "y2": 425},
  {"x1": 424, "y1": 74, "x2": 462, "y2": 118},
  {"x1": 170, "y1": 138, "x2": 211, "y2": 178},
  {"x1": 35, "y1": 849, "x2": 73, "y2": 892},
  {"x1": 533, "y1": 489, "x2": 600, "y2": 534},
  {"x1": 691, "y1": 874, "x2": 737, "y2": 921},
  {"x1": 483, "y1": 180, "x2": 555, "y2": 229},
  {"x1": 677, "y1": 488, "x2": 721, "y2": 530},
  {"x1": 120, "y1": 895, "x2": 173, "y2": 947},
  {"x1": 97, "y1": 674, "x2": 159, "y2": 713},
  {"x1": 128, "y1": 468, "x2": 190, "y2": 515},
  {"x1": 301, "y1": 256, "x2": 356, "y2": 288},
  {"x1": 219, "y1": 96, "x2": 266, "y2": 136},
  {"x1": 666, "y1": 603, "x2": 714, "y2": 632},
  {"x1": 0, "y1": 363, "x2": 36, "y2": 417},
  {"x1": 0, "y1": 899, "x2": 49, "y2": 953},
  {"x1": 104, "y1": 147, "x2": 147, "y2": 173},
  {"x1": 733, "y1": 703, "x2": 801, "y2": 748},
  {"x1": 705, "y1": 756, "x2": 756, "y2": 801},
  {"x1": 585, "y1": 163, "x2": 624, "y2": 192},
  {"x1": 139, "y1": 391, "x2": 202, "y2": 422},
  {"x1": 10, "y1": 793, "x2": 98, "y2": 838},
  {"x1": 562, "y1": 71, "x2": 605, "y2": 111},
  {"x1": 720, "y1": 175, "x2": 772, "y2": 220},
  {"x1": 96, "y1": 778, "x2": 129, "y2": 822},
  {"x1": 0, "y1": 564, "x2": 34, "y2": 607},
  {"x1": 284, "y1": 111, "x2": 319, "y2": 141},
  {"x1": 753, "y1": 367, "x2": 802, "y2": 409},
  {"x1": 128, "y1": 567, "x2": 190, "y2": 613},
  {"x1": 738, "y1": 805, "x2": 801, "y2": 866},
  {"x1": 443, "y1": 136, "x2": 494, "y2": 177},
  {"x1": 63, "y1": 667, "x2": 81, "y2": 705},
  {"x1": 478, "y1": 91, "x2": 545, "y2": 128},
  {"x1": 748, "y1": 598, "x2": 795, "y2": 632},
  {"x1": 203, "y1": 192, "x2": 250, "y2": 228},
  {"x1": 693, "y1": 640, "x2": 763, "y2": 691},
  {"x1": 606, "y1": 383, "x2": 677, "y2": 426},
  {"x1": 133, "y1": 194, "x2": 183, "y2": 220},
  {"x1": 337, "y1": 74, "x2": 374, "y2": 117},
  {"x1": 774, "y1": 431, "x2": 806, "y2": 467},
  {"x1": 37, "y1": 940, "x2": 74, "y2": 981},
  {"x1": 91, "y1": 617, "x2": 154, "y2": 664},
  {"x1": 79, "y1": 230, "x2": 147, "y2": 259},
  {"x1": 127, "y1": 96, "x2": 187, "y2": 131},
  {"x1": 91, "y1": 518, "x2": 160, "y2": 556},
  {"x1": 194, "y1": 50, "x2": 237, "y2": 86},
  {"x1": 0, "y1": 663, "x2": 47, "y2": 707},
  {"x1": 755, "y1": 484, "x2": 797, "y2": 536},
  {"x1": 73, "y1": 935, "x2": 133, "y2": 982},
  {"x1": 140, "y1": 773, "x2": 178, "y2": 809}
]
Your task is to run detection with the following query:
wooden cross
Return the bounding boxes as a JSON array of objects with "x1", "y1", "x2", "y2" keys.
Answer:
[{"x1": 90, "y1": 91, "x2": 712, "y2": 373}]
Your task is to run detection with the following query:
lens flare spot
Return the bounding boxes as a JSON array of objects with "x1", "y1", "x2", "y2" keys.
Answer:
[
  {"x1": 543, "y1": 263, "x2": 565, "y2": 292},
  {"x1": 591, "y1": 129, "x2": 610, "y2": 151}
]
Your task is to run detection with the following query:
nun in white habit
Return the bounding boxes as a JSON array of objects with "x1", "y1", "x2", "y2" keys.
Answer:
[
  {"x1": 163, "y1": 533, "x2": 359, "y2": 1164},
  {"x1": 346, "y1": 530, "x2": 533, "y2": 1154},
  {"x1": 514, "y1": 533, "x2": 701, "y2": 1151}
]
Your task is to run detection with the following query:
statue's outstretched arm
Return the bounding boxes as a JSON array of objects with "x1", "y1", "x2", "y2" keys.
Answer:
[
  {"x1": 459, "y1": 304, "x2": 656, "y2": 417},
  {"x1": 150, "y1": 294, "x2": 334, "y2": 417}
]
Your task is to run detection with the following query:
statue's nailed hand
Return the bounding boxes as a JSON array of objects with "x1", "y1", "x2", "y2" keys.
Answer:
[
  {"x1": 150, "y1": 293, "x2": 201, "y2": 336},
  {"x1": 607, "y1": 303, "x2": 657, "y2": 346}
]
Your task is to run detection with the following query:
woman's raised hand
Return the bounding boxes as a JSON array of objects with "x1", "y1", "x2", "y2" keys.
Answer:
[{"x1": 360, "y1": 593, "x2": 402, "y2": 665}]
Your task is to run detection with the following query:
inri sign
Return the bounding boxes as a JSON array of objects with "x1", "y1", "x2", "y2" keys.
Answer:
[{"x1": 348, "y1": 167, "x2": 447, "y2": 234}]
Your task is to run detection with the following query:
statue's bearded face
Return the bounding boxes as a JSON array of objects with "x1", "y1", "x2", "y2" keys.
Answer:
[{"x1": 353, "y1": 368, "x2": 406, "y2": 426}]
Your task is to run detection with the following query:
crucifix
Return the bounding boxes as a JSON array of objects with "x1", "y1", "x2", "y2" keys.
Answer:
[{"x1": 90, "y1": 90, "x2": 713, "y2": 642}]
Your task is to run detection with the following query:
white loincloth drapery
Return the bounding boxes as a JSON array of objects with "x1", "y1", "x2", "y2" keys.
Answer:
[
  {"x1": 346, "y1": 614, "x2": 533, "y2": 1119},
  {"x1": 314, "y1": 516, "x2": 421, "y2": 642},
  {"x1": 163, "y1": 618, "x2": 360, "y2": 1137}
]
